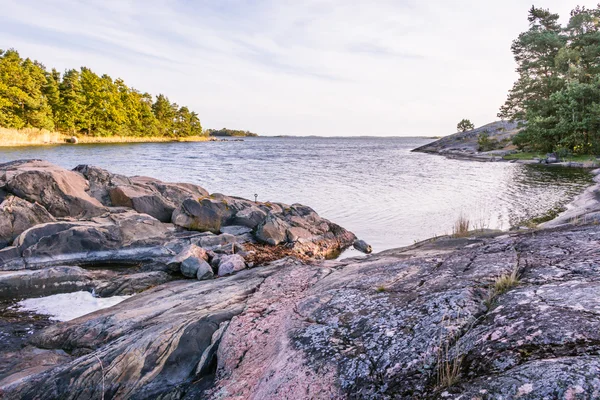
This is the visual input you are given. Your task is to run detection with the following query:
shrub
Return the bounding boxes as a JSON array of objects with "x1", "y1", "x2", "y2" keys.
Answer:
[{"x1": 477, "y1": 131, "x2": 500, "y2": 152}]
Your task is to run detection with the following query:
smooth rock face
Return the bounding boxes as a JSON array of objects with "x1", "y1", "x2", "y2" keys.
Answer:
[
  {"x1": 172, "y1": 198, "x2": 232, "y2": 233},
  {"x1": 0, "y1": 268, "x2": 275, "y2": 400},
  {"x1": 6, "y1": 211, "x2": 172, "y2": 270},
  {"x1": 1, "y1": 160, "x2": 106, "y2": 218},
  {"x1": 0, "y1": 196, "x2": 55, "y2": 248},
  {"x1": 0, "y1": 160, "x2": 363, "y2": 398},
  {"x1": 75, "y1": 165, "x2": 209, "y2": 215},
  {"x1": 109, "y1": 185, "x2": 175, "y2": 222},
  {"x1": 255, "y1": 214, "x2": 288, "y2": 245},
  {"x1": 0, "y1": 266, "x2": 91, "y2": 300},
  {"x1": 4, "y1": 224, "x2": 600, "y2": 399}
]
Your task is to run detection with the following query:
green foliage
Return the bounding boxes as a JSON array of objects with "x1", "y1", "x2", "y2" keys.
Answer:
[
  {"x1": 456, "y1": 119, "x2": 474, "y2": 132},
  {"x1": 207, "y1": 128, "x2": 258, "y2": 137},
  {"x1": 501, "y1": 5, "x2": 600, "y2": 154},
  {"x1": 0, "y1": 48, "x2": 205, "y2": 138},
  {"x1": 477, "y1": 131, "x2": 501, "y2": 151}
]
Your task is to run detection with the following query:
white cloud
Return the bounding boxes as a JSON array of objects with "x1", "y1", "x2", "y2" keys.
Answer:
[{"x1": 0, "y1": 0, "x2": 597, "y2": 136}]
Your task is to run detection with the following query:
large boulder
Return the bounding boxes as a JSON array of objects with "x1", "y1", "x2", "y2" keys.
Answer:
[
  {"x1": 0, "y1": 160, "x2": 106, "y2": 218},
  {"x1": 74, "y1": 165, "x2": 209, "y2": 209},
  {"x1": 109, "y1": 185, "x2": 175, "y2": 222},
  {"x1": 231, "y1": 206, "x2": 267, "y2": 228},
  {"x1": 0, "y1": 196, "x2": 55, "y2": 248},
  {"x1": 5, "y1": 211, "x2": 173, "y2": 270},
  {"x1": 130, "y1": 176, "x2": 209, "y2": 204},
  {"x1": 172, "y1": 198, "x2": 234, "y2": 233},
  {"x1": 255, "y1": 214, "x2": 289, "y2": 245},
  {"x1": 72, "y1": 164, "x2": 131, "y2": 205}
]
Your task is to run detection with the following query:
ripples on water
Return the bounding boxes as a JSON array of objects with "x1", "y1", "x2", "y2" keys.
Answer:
[{"x1": 0, "y1": 137, "x2": 592, "y2": 255}]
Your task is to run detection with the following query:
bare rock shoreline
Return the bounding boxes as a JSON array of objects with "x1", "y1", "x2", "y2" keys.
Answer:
[{"x1": 1, "y1": 160, "x2": 600, "y2": 398}]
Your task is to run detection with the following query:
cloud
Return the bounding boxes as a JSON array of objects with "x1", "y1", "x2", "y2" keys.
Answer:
[{"x1": 1, "y1": 0, "x2": 598, "y2": 136}]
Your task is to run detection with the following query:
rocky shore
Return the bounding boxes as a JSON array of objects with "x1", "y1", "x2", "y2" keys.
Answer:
[
  {"x1": 1, "y1": 159, "x2": 600, "y2": 398},
  {"x1": 413, "y1": 121, "x2": 600, "y2": 168}
]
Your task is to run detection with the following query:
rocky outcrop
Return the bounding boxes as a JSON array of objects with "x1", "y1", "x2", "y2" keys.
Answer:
[
  {"x1": 75, "y1": 165, "x2": 209, "y2": 222},
  {"x1": 0, "y1": 160, "x2": 356, "y2": 276},
  {"x1": 0, "y1": 159, "x2": 373, "y2": 398},
  {"x1": 0, "y1": 195, "x2": 55, "y2": 248},
  {"x1": 0, "y1": 160, "x2": 106, "y2": 218},
  {"x1": 3, "y1": 220, "x2": 600, "y2": 398},
  {"x1": 412, "y1": 120, "x2": 520, "y2": 161}
]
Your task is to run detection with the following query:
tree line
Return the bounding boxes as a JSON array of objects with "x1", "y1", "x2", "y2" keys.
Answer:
[
  {"x1": 500, "y1": 5, "x2": 600, "y2": 154},
  {"x1": 0, "y1": 49, "x2": 203, "y2": 137}
]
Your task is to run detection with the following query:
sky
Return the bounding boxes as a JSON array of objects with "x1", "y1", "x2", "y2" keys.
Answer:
[{"x1": 1, "y1": 0, "x2": 598, "y2": 137}]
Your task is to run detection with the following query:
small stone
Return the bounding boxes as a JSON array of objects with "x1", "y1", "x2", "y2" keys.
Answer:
[{"x1": 217, "y1": 254, "x2": 246, "y2": 276}]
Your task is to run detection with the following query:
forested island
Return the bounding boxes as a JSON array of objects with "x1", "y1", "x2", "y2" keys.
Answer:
[
  {"x1": 207, "y1": 128, "x2": 259, "y2": 137},
  {"x1": 0, "y1": 49, "x2": 205, "y2": 145}
]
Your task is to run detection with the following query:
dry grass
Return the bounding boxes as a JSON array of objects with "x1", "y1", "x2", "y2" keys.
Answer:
[
  {"x1": 436, "y1": 341, "x2": 463, "y2": 389},
  {"x1": 452, "y1": 214, "x2": 470, "y2": 237},
  {"x1": 0, "y1": 127, "x2": 209, "y2": 147},
  {"x1": 485, "y1": 267, "x2": 520, "y2": 308},
  {"x1": 74, "y1": 135, "x2": 209, "y2": 144},
  {"x1": 0, "y1": 127, "x2": 64, "y2": 146},
  {"x1": 435, "y1": 317, "x2": 464, "y2": 390}
]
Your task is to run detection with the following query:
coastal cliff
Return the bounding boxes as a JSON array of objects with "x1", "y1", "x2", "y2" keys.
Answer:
[{"x1": 1, "y1": 161, "x2": 600, "y2": 398}]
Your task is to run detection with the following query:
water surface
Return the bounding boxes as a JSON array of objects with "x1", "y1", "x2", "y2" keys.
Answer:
[{"x1": 1, "y1": 137, "x2": 592, "y2": 255}]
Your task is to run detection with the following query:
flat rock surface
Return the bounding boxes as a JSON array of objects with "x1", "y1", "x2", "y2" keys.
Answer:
[{"x1": 2, "y1": 222, "x2": 600, "y2": 398}]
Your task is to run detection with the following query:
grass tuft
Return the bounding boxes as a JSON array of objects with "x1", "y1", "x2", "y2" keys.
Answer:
[
  {"x1": 485, "y1": 267, "x2": 520, "y2": 308},
  {"x1": 452, "y1": 214, "x2": 470, "y2": 237}
]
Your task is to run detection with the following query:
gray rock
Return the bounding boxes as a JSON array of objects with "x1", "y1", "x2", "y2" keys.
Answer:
[
  {"x1": 231, "y1": 206, "x2": 267, "y2": 229},
  {"x1": 130, "y1": 176, "x2": 209, "y2": 204},
  {"x1": 353, "y1": 239, "x2": 373, "y2": 254},
  {"x1": 92, "y1": 271, "x2": 173, "y2": 297},
  {"x1": 1, "y1": 160, "x2": 106, "y2": 218},
  {"x1": 167, "y1": 244, "x2": 208, "y2": 273},
  {"x1": 0, "y1": 196, "x2": 55, "y2": 248},
  {"x1": 193, "y1": 233, "x2": 237, "y2": 250},
  {"x1": 0, "y1": 266, "x2": 92, "y2": 300},
  {"x1": 172, "y1": 198, "x2": 234, "y2": 233},
  {"x1": 195, "y1": 260, "x2": 214, "y2": 280},
  {"x1": 217, "y1": 254, "x2": 246, "y2": 276},
  {"x1": 220, "y1": 225, "x2": 253, "y2": 236},
  {"x1": 109, "y1": 185, "x2": 175, "y2": 222},
  {"x1": 255, "y1": 214, "x2": 289, "y2": 245},
  {"x1": 10, "y1": 223, "x2": 600, "y2": 398},
  {"x1": 74, "y1": 165, "x2": 209, "y2": 211},
  {"x1": 72, "y1": 164, "x2": 131, "y2": 205},
  {"x1": 0, "y1": 268, "x2": 274, "y2": 399},
  {"x1": 5, "y1": 211, "x2": 172, "y2": 270}
]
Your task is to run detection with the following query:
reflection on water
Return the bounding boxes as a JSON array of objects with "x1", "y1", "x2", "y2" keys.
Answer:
[{"x1": 0, "y1": 137, "x2": 593, "y2": 254}]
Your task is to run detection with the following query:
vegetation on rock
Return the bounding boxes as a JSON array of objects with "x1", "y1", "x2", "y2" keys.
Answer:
[{"x1": 456, "y1": 119, "x2": 474, "y2": 133}]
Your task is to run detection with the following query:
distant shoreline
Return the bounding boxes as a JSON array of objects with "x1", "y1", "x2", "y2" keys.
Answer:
[{"x1": 0, "y1": 128, "x2": 212, "y2": 147}]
